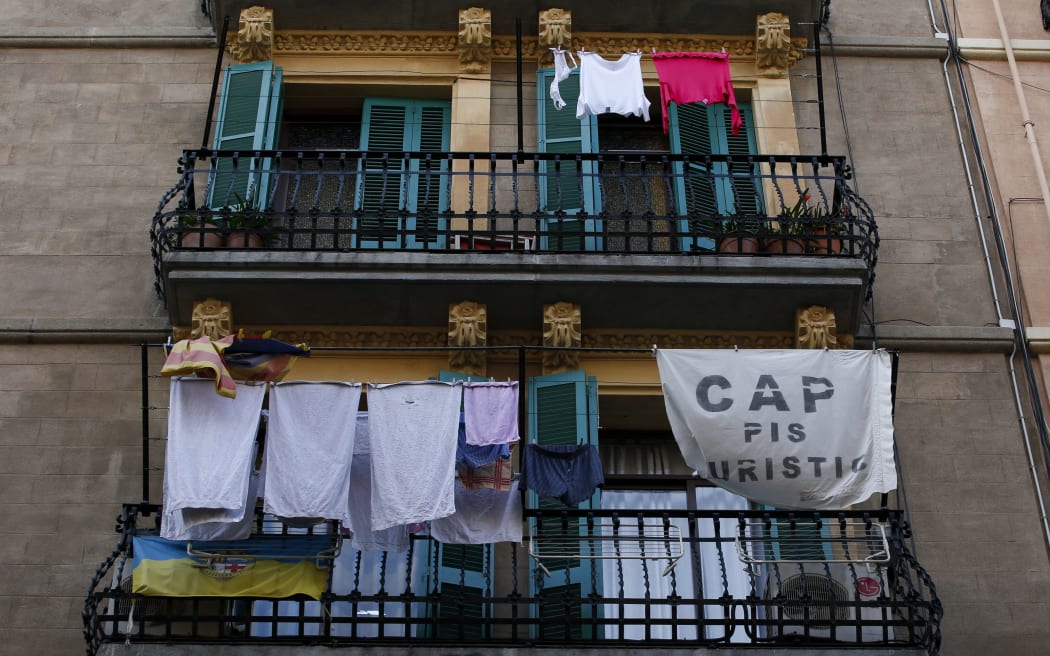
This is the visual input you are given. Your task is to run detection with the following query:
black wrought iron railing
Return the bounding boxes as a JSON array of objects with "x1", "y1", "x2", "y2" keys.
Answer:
[
  {"x1": 148, "y1": 149, "x2": 878, "y2": 301},
  {"x1": 84, "y1": 503, "x2": 940, "y2": 655}
]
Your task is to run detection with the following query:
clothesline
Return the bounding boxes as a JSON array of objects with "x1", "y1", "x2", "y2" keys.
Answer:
[{"x1": 551, "y1": 46, "x2": 728, "y2": 55}]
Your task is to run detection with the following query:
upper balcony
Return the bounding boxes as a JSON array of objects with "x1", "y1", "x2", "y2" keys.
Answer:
[
  {"x1": 150, "y1": 149, "x2": 877, "y2": 334},
  {"x1": 207, "y1": 0, "x2": 822, "y2": 38}
]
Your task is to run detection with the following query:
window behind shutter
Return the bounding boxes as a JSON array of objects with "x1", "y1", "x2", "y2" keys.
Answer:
[
  {"x1": 209, "y1": 62, "x2": 283, "y2": 211},
  {"x1": 536, "y1": 69, "x2": 600, "y2": 251}
]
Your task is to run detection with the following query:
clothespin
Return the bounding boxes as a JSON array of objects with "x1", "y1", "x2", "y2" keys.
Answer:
[
  {"x1": 721, "y1": 46, "x2": 727, "y2": 54},
  {"x1": 651, "y1": 344, "x2": 658, "y2": 357},
  {"x1": 733, "y1": 344, "x2": 739, "y2": 351},
  {"x1": 651, "y1": 47, "x2": 657, "y2": 55}
]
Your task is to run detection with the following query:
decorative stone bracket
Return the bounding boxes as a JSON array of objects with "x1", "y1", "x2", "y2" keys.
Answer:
[
  {"x1": 228, "y1": 5, "x2": 274, "y2": 64},
  {"x1": 449, "y1": 300, "x2": 488, "y2": 375},
  {"x1": 458, "y1": 7, "x2": 492, "y2": 73},
  {"x1": 538, "y1": 8, "x2": 572, "y2": 65},
  {"x1": 756, "y1": 12, "x2": 792, "y2": 77},
  {"x1": 543, "y1": 301, "x2": 582, "y2": 374},
  {"x1": 796, "y1": 305, "x2": 839, "y2": 349}
]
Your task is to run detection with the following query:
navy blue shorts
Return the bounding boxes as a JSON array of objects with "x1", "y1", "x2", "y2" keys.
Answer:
[{"x1": 520, "y1": 444, "x2": 604, "y2": 505}]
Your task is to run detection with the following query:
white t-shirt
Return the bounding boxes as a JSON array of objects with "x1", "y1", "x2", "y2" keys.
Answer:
[{"x1": 576, "y1": 51, "x2": 651, "y2": 121}]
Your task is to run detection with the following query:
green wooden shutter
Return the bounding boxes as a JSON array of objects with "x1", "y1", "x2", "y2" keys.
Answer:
[
  {"x1": 435, "y1": 544, "x2": 490, "y2": 639},
  {"x1": 670, "y1": 101, "x2": 760, "y2": 251},
  {"x1": 527, "y1": 370, "x2": 601, "y2": 639},
  {"x1": 720, "y1": 104, "x2": 761, "y2": 216},
  {"x1": 536, "y1": 69, "x2": 600, "y2": 252},
  {"x1": 209, "y1": 61, "x2": 283, "y2": 211},
  {"x1": 358, "y1": 99, "x2": 450, "y2": 249}
]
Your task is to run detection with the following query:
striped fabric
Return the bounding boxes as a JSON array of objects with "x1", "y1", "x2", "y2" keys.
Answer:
[{"x1": 161, "y1": 336, "x2": 237, "y2": 398}]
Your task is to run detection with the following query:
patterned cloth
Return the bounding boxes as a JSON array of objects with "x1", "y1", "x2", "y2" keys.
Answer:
[
  {"x1": 161, "y1": 336, "x2": 237, "y2": 398},
  {"x1": 457, "y1": 444, "x2": 514, "y2": 492}
]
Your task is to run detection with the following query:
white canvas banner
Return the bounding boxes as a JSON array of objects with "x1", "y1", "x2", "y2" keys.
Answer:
[{"x1": 656, "y1": 349, "x2": 896, "y2": 509}]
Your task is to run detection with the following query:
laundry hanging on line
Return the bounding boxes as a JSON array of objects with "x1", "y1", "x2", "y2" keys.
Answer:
[{"x1": 652, "y1": 51, "x2": 742, "y2": 135}]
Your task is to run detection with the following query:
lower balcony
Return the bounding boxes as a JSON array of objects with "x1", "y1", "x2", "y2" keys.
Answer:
[
  {"x1": 150, "y1": 150, "x2": 877, "y2": 334},
  {"x1": 85, "y1": 503, "x2": 939, "y2": 656}
]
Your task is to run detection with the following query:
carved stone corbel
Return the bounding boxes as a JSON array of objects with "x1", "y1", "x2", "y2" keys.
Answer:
[
  {"x1": 190, "y1": 298, "x2": 234, "y2": 341},
  {"x1": 458, "y1": 7, "x2": 492, "y2": 73},
  {"x1": 542, "y1": 302, "x2": 582, "y2": 374},
  {"x1": 756, "y1": 12, "x2": 792, "y2": 77},
  {"x1": 228, "y1": 6, "x2": 274, "y2": 64},
  {"x1": 449, "y1": 301, "x2": 488, "y2": 375},
  {"x1": 538, "y1": 8, "x2": 572, "y2": 65},
  {"x1": 796, "y1": 305, "x2": 838, "y2": 349}
]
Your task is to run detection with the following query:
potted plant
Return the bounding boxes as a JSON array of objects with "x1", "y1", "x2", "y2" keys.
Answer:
[
  {"x1": 177, "y1": 208, "x2": 223, "y2": 249},
  {"x1": 764, "y1": 191, "x2": 811, "y2": 254},
  {"x1": 222, "y1": 193, "x2": 270, "y2": 249},
  {"x1": 717, "y1": 217, "x2": 763, "y2": 253}
]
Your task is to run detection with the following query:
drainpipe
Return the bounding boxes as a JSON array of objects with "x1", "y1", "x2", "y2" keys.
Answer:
[
  {"x1": 933, "y1": 0, "x2": 1050, "y2": 549},
  {"x1": 990, "y1": 0, "x2": 1050, "y2": 231}
]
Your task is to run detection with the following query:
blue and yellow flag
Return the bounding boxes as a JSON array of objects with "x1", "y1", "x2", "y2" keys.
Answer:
[{"x1": 132, "y1": 535, "x2": 331, "y2": 600}]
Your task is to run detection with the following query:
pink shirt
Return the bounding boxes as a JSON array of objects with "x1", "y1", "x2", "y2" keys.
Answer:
[{"x1": 652, "y1": 52, "x2": 742, "y2": 136}]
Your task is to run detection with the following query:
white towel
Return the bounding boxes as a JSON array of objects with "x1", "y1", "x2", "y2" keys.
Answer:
[
  {"x1": 430, "y1": 480, "x2": 523, "y2": 544},
  {"x1": 463, "y1": 381, "x2": 520, "y2": 445},
  {"x1": 163, "y1": 378, "x2": 265, "y2": 526},
  {"x1": 263, "y1": 381, "x2": 362, "y2": 523},
  {"x1": 367, "y1": 382, "x2": 462, "y2": 531},
  {"x1": 346, "y1": 452, "x2": 409, "y2": 552},
  {"x1": 162, "y1": 462, "x2": 261, "y2": 541}
]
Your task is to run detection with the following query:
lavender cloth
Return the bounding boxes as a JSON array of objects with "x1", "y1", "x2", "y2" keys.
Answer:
[{"x1": 463, "y1": 381, "x2": 520, "y2": 446}]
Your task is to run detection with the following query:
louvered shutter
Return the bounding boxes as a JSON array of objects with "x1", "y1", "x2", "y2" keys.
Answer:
[
  {"x1": 719, "y1": 104, "x2": 761, "y2": 216},
  {"x1": 358, "y1": 99, "x2": 450, "y2": 249},
  {"x1": 412, "y1": 105, "x2": 450, "y2": 247},
  {"x1": 209, "y1": 62, "x2": 283, "y2": 211},
  {"x1": 536, "y1": 69, "x2": 600, "y2": 251},
  {"x1": 670, "y1": 101, "x2": 761, "y2": 251},
  {"x1": 527, "y1": 370, "x2": 601, "y2": 639}
]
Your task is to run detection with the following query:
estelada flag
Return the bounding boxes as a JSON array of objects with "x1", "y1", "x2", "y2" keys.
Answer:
[
  {"x1": 223, "y1": 336, "x2": 310, "y2": 384},
  {"x1": 131, "y1": 535, "x2": 331, "y2": 600}
]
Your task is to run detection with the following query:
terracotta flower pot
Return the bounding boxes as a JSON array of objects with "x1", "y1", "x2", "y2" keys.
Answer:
[
  {"x1": 717, "y1": 235, "x2": 761, "y2": 253},
  {"x1": 762, "y1": 237, "x2": 806, "y2": 254},
  {"x1": 180, "y1": 222, "x2": 223, "y2": 248},
  {"x1": 223, "y1": 231, "x2": 265, "y2": 248},
  {"x1": 808, "y1": 227, "x2": 843, "y2": 255}
]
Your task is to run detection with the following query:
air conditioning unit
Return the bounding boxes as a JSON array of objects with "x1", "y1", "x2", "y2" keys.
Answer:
[{"x1": 760, "y1": 561, "x2": 893, "y2": 643}]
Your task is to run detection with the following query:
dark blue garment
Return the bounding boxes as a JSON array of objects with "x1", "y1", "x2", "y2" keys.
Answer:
[
  {"x1": 456, "y1": 420, "x2": 510, "y2": 468},
  {"x1": 520, "y1": 443, "x2": 604, "y2": 506}
]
